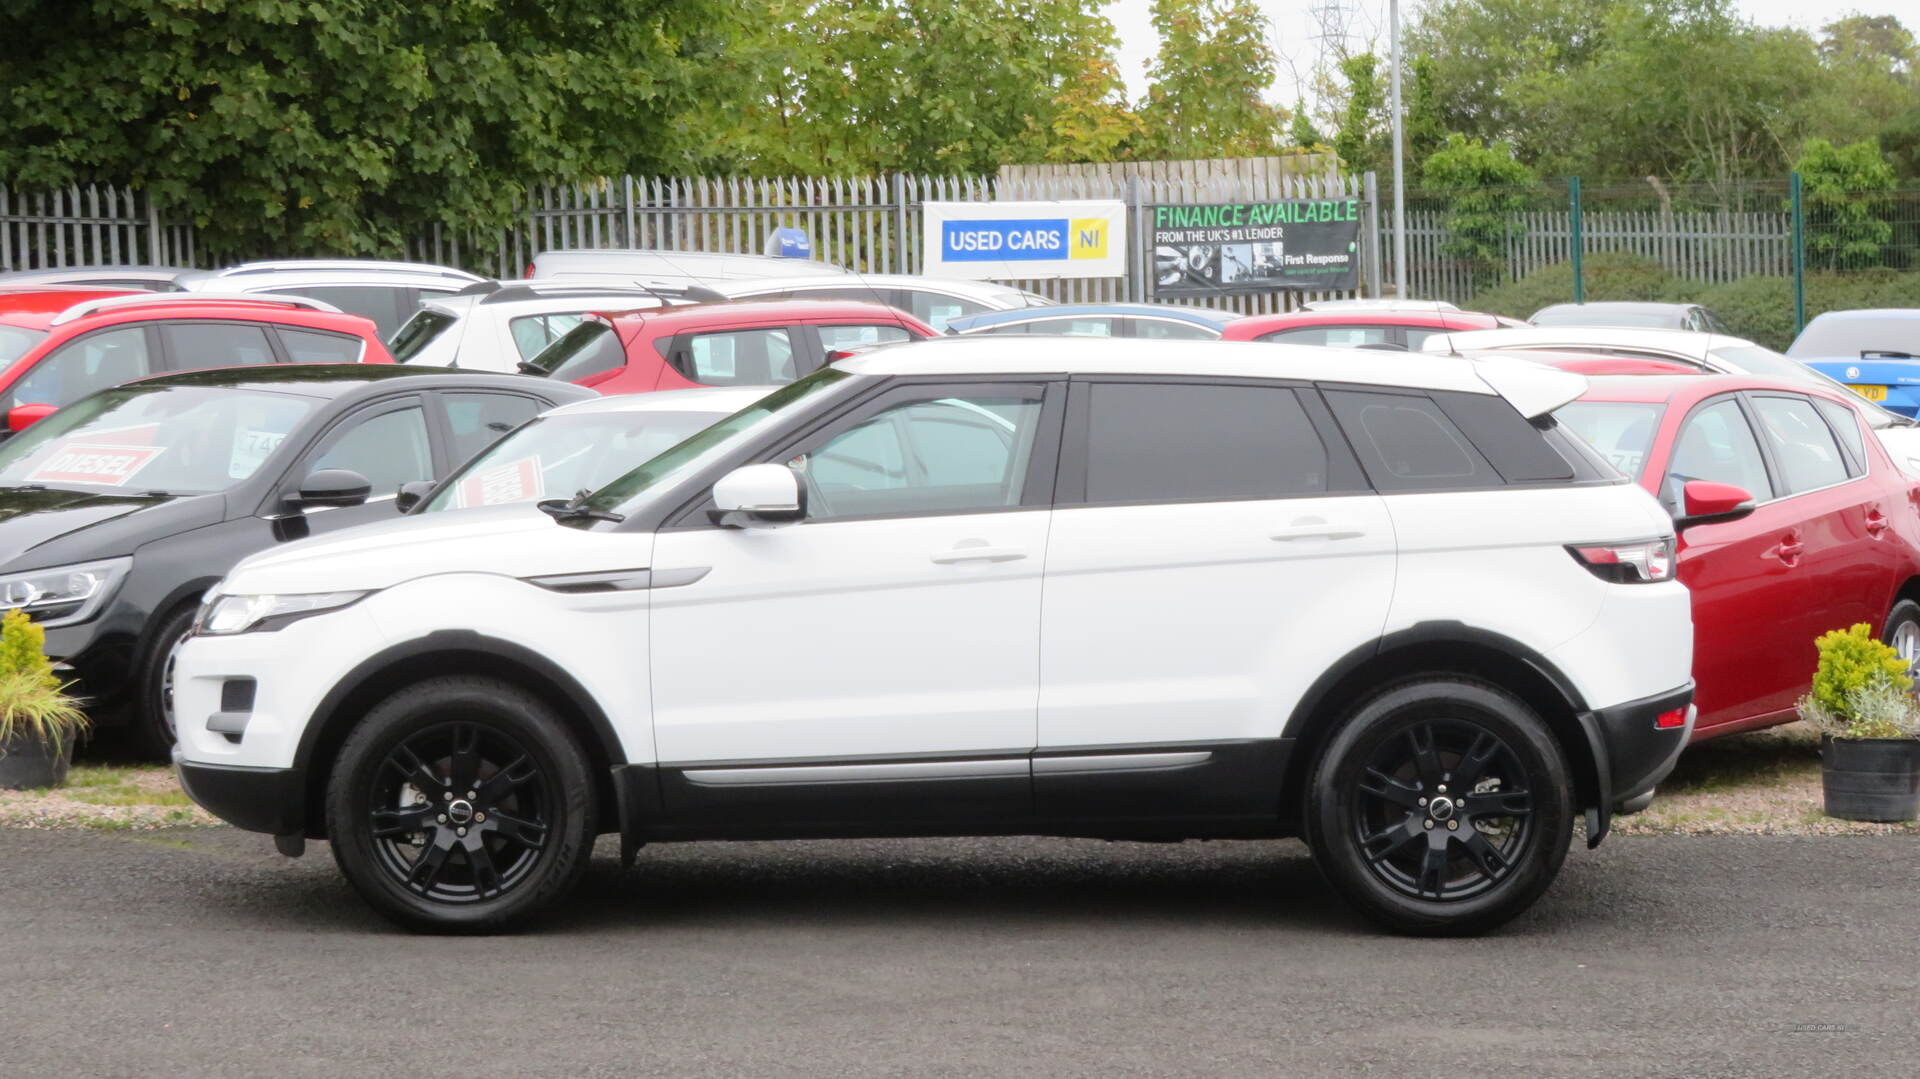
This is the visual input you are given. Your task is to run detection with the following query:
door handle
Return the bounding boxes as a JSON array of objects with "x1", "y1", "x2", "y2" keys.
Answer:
[
  {"x1": 1270, "y1": 519, "x2": 1365, "y2": 542},
  {"x1": 930, "y1": 541, "x2": 1027, "y2": 564},
  {"x1": 1769, "y1": 540, "x2": 1804, "y2": 565},
  {"x1": 1866, "y1": 510, "x2": 1891, "y2": 536}
]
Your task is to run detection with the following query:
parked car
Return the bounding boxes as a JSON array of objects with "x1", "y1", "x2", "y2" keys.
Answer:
[
  {"x1": 1530, "y1": 301, "x2": 1728, "y2": 334},
  {"x1": 529, "y1": 249, "x2": 847, "y2": 290},
  {"x1": 521, "y1": 299, "x2": 936, "y2": 392},
  {"x1": 0, "y1": 291, "x2": 393, "y2": 433},
  {"x1": 399, "y1": 387, "x2": 771, "y2": 513},
  {"x1": 0, "y1": 364, "x2": 591, "y2": 756},
  {"x1": 1220, "y1": 305, "x2": 1514, "y2": 349},
  {"x1": 1787, "y1": 309, "x2": 1920, "y2": 415},
  {"x1": 713, "y1": 274, "x2": 1052, "y2": 333},
  {"x1": 1425, "y1": 326, "x2": 1920, "y2": 478},
  {"x1": 174, "y1": 338, "x2": 1695, "y2": 936},
  {"x1": 0, "y1": 265, "x2": 190, "y2": 291},
  {"x1": 946, "y1": 302, "x2": 1237, "y2": 339},
  {"x1": 174, "y1": 260, "x2": 486, "y2": 338},
  {"x1": 389, "y1": 281, "x2": 719, "y2": 372},
  {"x1": 1555, "y1": 374, "x2": 1920, "y2": 739}
]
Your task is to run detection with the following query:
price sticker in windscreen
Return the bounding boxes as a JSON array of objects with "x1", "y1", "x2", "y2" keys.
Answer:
[
  {"x1": 453, "y1": 456, "x2": 544, "y2": 507},
  {"x1": 27, "y1": 423, "x2": 165, "y2": 487}
]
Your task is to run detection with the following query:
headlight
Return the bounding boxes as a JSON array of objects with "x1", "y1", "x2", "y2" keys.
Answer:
[
  {"x1": 0, "y1": 557, "x2": 131, "y2": 626},
  {"x1": 197, "y1": 591, "x2": 369, "y2": 635}
]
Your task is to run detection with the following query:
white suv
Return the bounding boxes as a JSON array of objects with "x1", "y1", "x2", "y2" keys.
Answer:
[{"x1": 173, "y1": 338, "x2": 1695, "y2": 935}]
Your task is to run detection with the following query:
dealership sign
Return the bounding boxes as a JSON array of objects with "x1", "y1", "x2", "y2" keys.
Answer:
[
  {"x1": 1151, "y1": 199, "x2": 1363, "y2": 295},
  {"x1": 923, "y1": 200, "x2": 1126, "y2": 280}
]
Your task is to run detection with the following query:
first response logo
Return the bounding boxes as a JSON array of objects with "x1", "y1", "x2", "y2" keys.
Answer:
[{"x1": 942, "y1": 218, "x2": 1108, "y2": 262}]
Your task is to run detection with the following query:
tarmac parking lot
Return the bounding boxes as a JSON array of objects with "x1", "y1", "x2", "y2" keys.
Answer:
[{"x1": 2, "y1": 826, "x2": 1914, "y2": 1078}]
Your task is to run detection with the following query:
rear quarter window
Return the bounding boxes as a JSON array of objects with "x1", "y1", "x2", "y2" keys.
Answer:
[{"x1": 1322, "y1": 388, "x2": 1498, "y2": 492}]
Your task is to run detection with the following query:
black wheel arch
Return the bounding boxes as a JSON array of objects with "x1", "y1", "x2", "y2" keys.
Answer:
[
  {"x1": 294, "y1": 631, "x2": 627, "y2": 840},
  {"x1": 1281, "y1": 621, "x2": 1614, "y2": 846}
]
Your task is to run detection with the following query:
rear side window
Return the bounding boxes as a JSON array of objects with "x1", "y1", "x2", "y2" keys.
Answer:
[
  {"x1": 277, "y1": 328, "x2": 364, "y2": 365},
  {"x1": 441, "y1": 392, "x2": 542, "y2": 464},
  {"x1": 532, "y1": 321, "x2": 625, "y2": 382},
  {"x1": 1751, "y1": 394, "x2": 1849, "y2": 493},
  {"x1": 671, "y1": 328, "x2": 799, "y2": 386},
  {"x1": 161, "y1": 322, "x2": 276, "y2": 368},
  {"x1": 1083, "y1": 382, "x2": 1330, "y2": 504},
  {"x1": 1431, "y1": 390, "x2": 1574, "y2": 483},
  {"x1": 819, "y1": 324, "x2": 912, "y2": 352},
  {"x1": 389, "y1": 310, "x2": 455, "y2": 362},
  {"x1": 264, "y1": 286, "x2": 410, "y2": 338},
  {"x1": 1127, "y1": 318, "x2": 1216, "y2": 340},
  {"x1": 1812, "y1": 398, "x2": 1868, "y2": 476},
  {"x1": 1324, "y1": 389, "x2": 1497, "y2": 492},
  {"x1": 508, "y1": 313, "x2": 586, "y2": 360},
  {"x1": 1259, "y1": 325, "x2": 1394, "y2": 348},
  {"x1": 905, "y1": 290, "x2": 989, "y2": 333}
]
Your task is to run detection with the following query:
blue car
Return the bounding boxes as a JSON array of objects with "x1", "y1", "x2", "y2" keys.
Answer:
[
  {"x1": 946, "y1": 302, "x2": 1238, "y2": 339},
  {"x1": 1790, "y1": 308, "x2": 1920, "y2": 416}
]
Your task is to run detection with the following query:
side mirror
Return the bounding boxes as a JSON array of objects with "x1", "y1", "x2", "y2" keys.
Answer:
[
  {"x1": 1675, "y1": 480, "x2": 1755, "y2": 529},
  {"x1": 8, "y1": 403, "x2": 57, "y2": 432},
  {"x1": 291, "y1": 468, "x2": 372, "y2": 510},
  {"x1": 395, "y1": 479, "x2": 435, "y2": 513},
  {"x1": 708, "y1": 463, "x2": 805, "y2": 528}
]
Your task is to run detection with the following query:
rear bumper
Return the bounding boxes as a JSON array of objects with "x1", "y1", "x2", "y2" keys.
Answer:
[
  {"x1": 1590, "y1": 681, "x2": 1695, "y2": 814},
  {"x1": 173, "y1": 746, "x2": 305, "y2": 836}
]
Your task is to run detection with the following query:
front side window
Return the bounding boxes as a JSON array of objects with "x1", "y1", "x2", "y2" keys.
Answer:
[
  {"x1": 794, "y1": 392, "x2": 1043, "y2": 520},
  {"x1": 311, "y1": 403, "x2": 433, "y2": 494},
  {"x1": 674, "y1": 328, "x2": 798, "y2": 386},
  {"x1": 13, "y1": 326, "x2": 156, "y2": 409},
  {"x1": 1665, "y1": 398, "x2": 1773, "y2": 507},
  {"x1": 1324, "y1": 389, "x2": 1495, "y2": 491},
  {"x1": 440, "y1": 392, "x2": 542, "y2": 464},
  {"x1": 529, "y1": 321, "x2": 625, "y2": 382},
  {"x1": 1751, "y1": 394, "x2": 1849, "y2": 493},
  {"x1": 0, "y1": 386, "x2": 314, "y2": 493},
  {"x1": 1083, "y1": 382, "x2": 1329, "y2": 504}
]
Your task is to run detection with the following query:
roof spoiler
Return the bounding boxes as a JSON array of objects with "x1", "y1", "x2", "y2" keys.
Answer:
[{"x1": 1473, "y1": 355, "x2": 1588, "y2": 419}]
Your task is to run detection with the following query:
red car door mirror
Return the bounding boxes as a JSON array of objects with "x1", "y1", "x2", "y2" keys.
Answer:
[
  {"x1": 7, "y1": 403, "x2": 57, "y2": 432},
  {"x1": 1676, "y1": 480, "x2": 1756, "y2": 529}
]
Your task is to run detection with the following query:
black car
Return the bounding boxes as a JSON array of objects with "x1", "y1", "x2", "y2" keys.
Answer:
[{"x1": 0, "y1": 365, "x2": 593, "y2": 755}]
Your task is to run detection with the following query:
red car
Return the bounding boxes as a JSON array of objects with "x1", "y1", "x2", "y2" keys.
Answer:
[
  {"x1": 523, "y1": 299, "x2": 937, "y2": 393},
  {"x1": 1220, "y1": 306, "x2": 1517, "y2": 349},
  {"x1": 1556, "y1": 374, "x2": 1920, "y2": 740},
  {"x1": 0, "y1": 289, "x2": 392, "y2": 432}
]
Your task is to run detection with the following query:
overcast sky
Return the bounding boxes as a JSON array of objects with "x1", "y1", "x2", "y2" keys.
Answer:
[{"x1": 1102, "y1": 0, "x2": 1870, "y2": 104}]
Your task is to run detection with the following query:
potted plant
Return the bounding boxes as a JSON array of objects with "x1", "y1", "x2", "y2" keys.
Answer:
[
  {"x1": 1796, "y1": 623, "x2": 1920, "y2": 822},
  {"x1": 0, "y1": 608, "x2": 89, "y2": 790}
]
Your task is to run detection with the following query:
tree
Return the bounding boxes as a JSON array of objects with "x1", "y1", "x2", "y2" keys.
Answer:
[
  {"x1": 1136, "y1": 0, "x2": 1283, "y2": 159},
  {"x1": 1289, "y1": 98, "x2": 1326, "y2": 149},
  {"x1": 0, "y1": 0, "x2": 734, "y2": 258},
  {"x1": 1422, "y1": 134, "x2": 1536, "y2": 287},
  {"x1": 1047, "y1": 54, "x2": 1143, "y2": 163},
  {"x1": 1406, "y1": 55, "x2": 1448, "y2": 179},
  {"x1": 1794, "y1": 138, "x2": 1899, "y2": 270},
  {"x1": 1332, "y1": 54, "x2": 1384, "y2": 176}
]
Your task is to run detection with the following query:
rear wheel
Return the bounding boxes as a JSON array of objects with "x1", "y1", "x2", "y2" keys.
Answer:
[
  {"x1": 326, "y1": 677, "x2": 595, "y2": 933},
  {"x1": 1305, "y1": 678, "x2": 1573, "y2": 936}
]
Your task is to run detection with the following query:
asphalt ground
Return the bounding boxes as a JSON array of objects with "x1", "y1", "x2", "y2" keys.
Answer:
[{"x1": 0, "y1": 827, "x2": 1914, "y2": 1078}]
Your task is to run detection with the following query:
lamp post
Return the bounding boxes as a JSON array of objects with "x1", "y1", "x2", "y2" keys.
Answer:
[{"x1": 1390, "y1": 0, "x2": 1406, "y2": 299}]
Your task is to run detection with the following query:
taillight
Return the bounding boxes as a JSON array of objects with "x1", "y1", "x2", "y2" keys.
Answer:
[
  {"x1": 525, "y1": 262, "x2": 536, "y2": 279},
  {"x1": 1655, "y1": 708, "x2": 1688, "y2": 730},
  {"x1": 1567, "y1": 537, "x2": 1675, "y2": 583}
]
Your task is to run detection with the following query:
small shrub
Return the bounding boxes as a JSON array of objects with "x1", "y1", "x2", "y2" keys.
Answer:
[
  {"x1": 1796, "y1": 623, "x2": 1920, "y2": 740},
  {"x1": 1469, "y1": 251, "x2": 1683, "y2": 320},
  {"x1": 0, "y1": 608, "x2": 87, "y2": 757}
]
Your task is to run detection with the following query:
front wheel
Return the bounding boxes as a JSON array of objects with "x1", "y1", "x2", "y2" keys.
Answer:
[
  {"x1": 132, "y1": 605, "x2": 198, "y2": 761},
  {"x1": 1884, "y1": 599, "x2": 1920, "y2": 679},
  {"x1": 326, "y1": 677, "x2": 596, "y2": 933},
  {"x1": 1305, "y1": 678, "x2": 1573, "y2": 936}
]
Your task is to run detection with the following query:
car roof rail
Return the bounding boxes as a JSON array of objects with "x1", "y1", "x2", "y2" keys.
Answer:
[
  {"x1": 212, "y1": 260, "x2": 484, "y2": 281},
  {"x1": 49, "y1": 292, "x2": 344, "y2": 326},
  {"x1": 477, "y1": 283, "x2": 695, "y2": 306}
]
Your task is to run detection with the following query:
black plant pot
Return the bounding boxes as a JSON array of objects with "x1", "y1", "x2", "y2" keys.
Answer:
[
  {"x1": 0, "y1": 730, "x2": 75, "y2": 790},
  {"x1": 1821, "y1": 736, "x2": 1920, "y2": 822}
]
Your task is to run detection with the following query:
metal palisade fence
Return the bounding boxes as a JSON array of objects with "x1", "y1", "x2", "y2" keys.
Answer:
[{"x1": 0, "y1": 184, "x2": 197, "y2": 270}]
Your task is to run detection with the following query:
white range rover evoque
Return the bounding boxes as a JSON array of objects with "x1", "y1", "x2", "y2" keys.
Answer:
[{"x1": 173, "y1": 337, "x2": 1696, "y2": 936}]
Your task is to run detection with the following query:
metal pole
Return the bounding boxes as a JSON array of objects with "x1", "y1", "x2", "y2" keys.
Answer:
[
  {"x1": 1390, "y1": 0, "x2": 1406, "y2": 299},
  {"x1": 1364, "y1": 170, "x2": 1384, "y2": 298},
  {"x1": 1569, "y1": 176, "x2": 1585, "y2": 304},
  {"x1": 1790, "y1": 171, "x2": 1806, "y2": 336}
]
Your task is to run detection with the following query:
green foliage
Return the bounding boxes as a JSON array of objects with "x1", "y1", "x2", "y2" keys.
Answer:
[
  {"x1": 1289, "y1": 98, "x2": 1325, "y2": 150},
  {"x1": 1421, "y1": 135, "x2": 1537, "y2": 287},
  {"x1": 1468, "y1": 250, "x2": 1688, "y2": 319},
  {"x1": 1794, "y1": 138, "x2": 1900, "y2": 269},
  {"x1": 1405, "y1": 55, "x2": 1447, "y2": 180},
  {"x1": 0, "y1": 609, "x2": 87, "y2": 757},
  {"x1": 1136, "y1": 0, "x2": 1283, "y2": 159},
  {"x1": 1047, "y1": 54, "x2": 1143, "y2": 164},
  {"x1": 1798, "y1": 623, "x2": 1920, "y2": 740},
  {"x1": 1332, "y1": 54, "x2": 1383, "y2": 175}
]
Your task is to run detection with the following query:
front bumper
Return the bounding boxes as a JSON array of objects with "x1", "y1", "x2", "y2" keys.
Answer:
[
  {"x1": 1589, "y1": 681, "x2": 1695, "y2": 814},
  {"x1": 173, "y1": 746, "x2": 305, "y2": 836}
]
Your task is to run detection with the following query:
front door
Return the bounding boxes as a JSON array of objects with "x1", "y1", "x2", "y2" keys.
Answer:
[
  {"x1": 281, "y1": 395, "x2": 438, "y2": 537},
  {"x1": 647, "y1": 379, "x2": 1063, "y2": 834}
]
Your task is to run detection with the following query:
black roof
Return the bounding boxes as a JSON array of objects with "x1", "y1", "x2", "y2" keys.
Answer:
[{"x1": 124, "y1": 364, "x2": 559, "y2": 400}]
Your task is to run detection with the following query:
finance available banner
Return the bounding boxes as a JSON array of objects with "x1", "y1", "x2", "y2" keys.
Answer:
[
  {"x1": 1151, "y1": 199, "x2": 1363, "y2": 295},
  {"x1": 923, "y1": 200, "x2": 1126, "y2": 280}
]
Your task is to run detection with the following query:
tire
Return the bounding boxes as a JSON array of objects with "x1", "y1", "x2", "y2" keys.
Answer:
[
  {"x1": 1883, "y1": 599, "x2": 1920, "y2": 678},
  {"x1": 130, "y1": 604, "x2": 199, "y2": 761},
  {"x1": 325, "y1": 676, "x2": 596, "y2": 933},
  {"x1": 1305, "y1": 677, "x2": 1574, "y2": 937}
]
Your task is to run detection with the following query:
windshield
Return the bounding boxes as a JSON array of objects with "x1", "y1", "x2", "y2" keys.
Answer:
[
  {"x1": 0, "y1": 386, "x2": 315, "y2": 494},
  {"x1": 423, "y1": 407, "x2": 731, "y2": 511},
  {"x1": 1788, "y1": 317, "x2": 1919, "y2": 359},
  {"x1": 0, "y1": 325, "x2": 46, "y2": 367},
  {"x1": 583, "y1": 367, "x2": 852, "y2": 516},
  {"x1": 1533, "y1": 307, "x2": 1682, "y2": 329},
  {"x1": 390, "y1": 309, "x2": 457, "y2": 363},
  {"x1": 525, "y1": 320, "x2": 624, "y2": 381},
  {"x1": 1553, "y1": 401, "x2": 1665, "y2": 479},
  {"x1": 1711, "y1": 344, "x2": 1910, "y2": 427}
]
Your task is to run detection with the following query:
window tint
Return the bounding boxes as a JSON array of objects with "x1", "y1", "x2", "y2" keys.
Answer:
[
  {"x1": 508, "y1": 313, "x2": 587, "y2": 361},
  {"x1": 1812, "y1": 398, "x2": 1868, "y2": 476},
  {"x1": 1751, "y1": 395, "x2": 1849, "y2": 493},
  {"x1": 675, "y1": 328, "x2": 797, "y2": 386},
  {"x1": 264, "y1": 286, "x2": 410, "y2": 338},
  {"x1": 1085, "y1": 383, "x2": 1328, "y2": 504},
  {"x1": 905, "y1": 291, "x2": 989, "y2": 333},
  {"x1": 818, "y1": 324, "x2": 912, "y2": 352},
  {"x1": 160, "y1": 322, "x2": 276, "y2": 368},
  {"x1": 389, "y1": 310, "x2": 455, "y2": 363},
  {"x1": 14, "y1": 326, "x2": 156, "y2": 408},
  {"x1": 1432, "y1": 390, "x2": 1574, "y2": 483},
  {"x1": 1259, "y1": 325, "x2": 1394, "y2": 348},
  {"x1": 277, "y1": 328, "x2": 363, "y2": 365},
  {"x1": 1325, "y1": 389, "x2": 1495, "y2": 491},
  {"x1": 442, "y1": 393, "x2": 541, "y2": 464},
  {"x1": 532, "y1": 321, "x2": 625, "y2": 382},
  {"x1": 1128, "y1": 318, "x2": 1217, "y2": 340},
  {"x1": 1666, "y1": 398, "x2": 1772, "y2": 506},
  {"x1": 311, "y1": 404, "x2": 433, "y2": 494},
  {"x1": 795, "y1": 393, "x2": 1042, "y2": 519}
]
